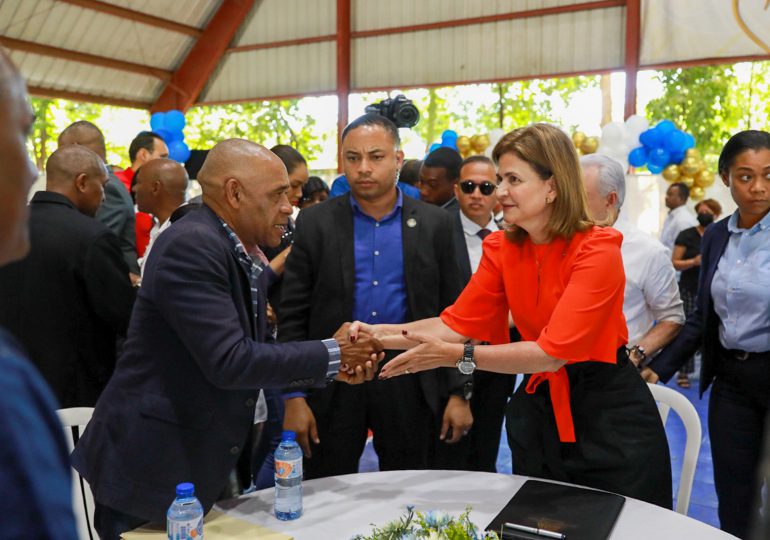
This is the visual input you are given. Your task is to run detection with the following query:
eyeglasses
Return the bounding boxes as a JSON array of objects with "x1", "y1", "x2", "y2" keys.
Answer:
[{"x1": 459, "y1": 180, "x2": 497, "y2": 196}]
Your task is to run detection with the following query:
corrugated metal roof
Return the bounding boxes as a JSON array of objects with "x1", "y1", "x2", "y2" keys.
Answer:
[
  {"x1": 352, "y1": 0, "x2": 578, "y2": 31},
  {"x1": 0, "y1": 0, "x2": 209, "y2": 70},
  {"x1": 3, "y1": 0, "x2": 768, "y2": 108},
  {"x1": 233, "y1": 0, "x2": 334, "y2": 45},
  {"x1": 9, "y1": 49, "x2": 162, "y2": 103},
  {"x1": 97, "y1": 0, "x2": 217, "y2": 28},
  {"x1": 200, "y1": 40, "x2": 335, "y2": 103}
]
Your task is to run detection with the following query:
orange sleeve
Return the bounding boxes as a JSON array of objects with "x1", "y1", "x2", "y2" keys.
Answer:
[
  {"x1": 440, "y1": 232, "x2": 510, "y2": 344},
  {"x1": 536, "y1": 228, "x2": 627, "y2": 363}
]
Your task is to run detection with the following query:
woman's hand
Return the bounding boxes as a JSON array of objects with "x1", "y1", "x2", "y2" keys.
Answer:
[{"x1": 379, "y1": 331, "x2": 463, "y2": 379}]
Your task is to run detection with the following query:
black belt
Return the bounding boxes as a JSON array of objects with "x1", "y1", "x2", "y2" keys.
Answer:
[{"x1": 722, "y1": 348, "x2": 770, "y2": 362}]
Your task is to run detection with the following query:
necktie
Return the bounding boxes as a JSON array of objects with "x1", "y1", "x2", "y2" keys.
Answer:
[{"x1": 477, "y1": 228, "x2": 491, "y2": 240}]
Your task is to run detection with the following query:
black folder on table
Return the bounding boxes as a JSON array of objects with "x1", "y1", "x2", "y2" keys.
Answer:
[{"x1": 486, "y1": 480, "x2": 626, "y2": 540}]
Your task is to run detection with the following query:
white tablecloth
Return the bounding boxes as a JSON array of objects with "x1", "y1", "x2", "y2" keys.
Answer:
[{"x1": 215, "y1": 470, "x2": 736, "y2": 539}]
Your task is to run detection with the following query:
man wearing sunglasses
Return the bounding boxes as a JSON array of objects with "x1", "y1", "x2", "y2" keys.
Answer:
[{"x1": 447, "y1": 155, "x2": 518, "y2": 473}]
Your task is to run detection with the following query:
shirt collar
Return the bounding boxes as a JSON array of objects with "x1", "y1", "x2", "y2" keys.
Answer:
[
  {"x1": 218, "y1": 217, "x2": 267, "y2": 270},
  {"x1": 441, "y1": 196, "x2": 457, "y2": 209},
  {"x1": 460, "y1": 210, "x2": 498, "y2": 236},
  {"x1": 350, "y1": 186, "x2": 403, "y2": 221},
  {"x1": 727, "y1": 209, "x2": 770, "y2": 235}
]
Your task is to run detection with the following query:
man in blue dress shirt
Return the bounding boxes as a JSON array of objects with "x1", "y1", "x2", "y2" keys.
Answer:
[
  {"x1": 0, "y1": 49, "x2": 79, "y2": 539},
  {"x1": 280, "y1": 113, "x2": 472, "y2": 478}
]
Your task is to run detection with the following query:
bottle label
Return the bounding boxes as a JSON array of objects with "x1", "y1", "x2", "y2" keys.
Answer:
[
  {"x1": 275, "y1": 457, "x2": 302, "y2": 479},
  {"x1": 167, "y1": 516, "x2": 203, "y2": 540}
]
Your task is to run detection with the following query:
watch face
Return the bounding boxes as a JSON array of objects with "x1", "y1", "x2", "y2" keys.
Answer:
[{"x1": 458, "y1": 360, "x2": 475, "y2": 375}]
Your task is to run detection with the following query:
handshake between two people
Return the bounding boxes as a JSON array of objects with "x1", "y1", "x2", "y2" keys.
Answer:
[{"x1": 331, "y1": 322, "x2": 385, "y2": 384}]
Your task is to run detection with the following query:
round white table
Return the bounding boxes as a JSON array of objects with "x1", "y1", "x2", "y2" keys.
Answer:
[{"x1": 215, "y1": 470, "x2": 736, "y2": 539}]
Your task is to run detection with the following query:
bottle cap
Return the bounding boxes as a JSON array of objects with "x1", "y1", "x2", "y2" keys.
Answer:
[
  {"x1": 176, "y1": 482, "x2": 195, "y2": 497},
  {"x1": 281, "y1": 430, "x2": 297, "y2": 441}
]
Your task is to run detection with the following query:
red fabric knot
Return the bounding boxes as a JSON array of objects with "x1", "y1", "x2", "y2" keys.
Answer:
[{"x1": 525, "y1": 368, "x2": 576, "y2": 443}]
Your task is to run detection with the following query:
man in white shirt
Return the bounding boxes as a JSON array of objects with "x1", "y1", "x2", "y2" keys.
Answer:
[
  {"x1": 132, "y1": 158, "x2": 188, "y2": 275},
  {"x1": 660, "y1": 182, "x2": 698, "y2": 253},
  {"x1": 581, "y1": 154, "x2": 685, "y2": 367},
  {"x1": 448, "y1": 155, "x2": 517, "y2": 472}
]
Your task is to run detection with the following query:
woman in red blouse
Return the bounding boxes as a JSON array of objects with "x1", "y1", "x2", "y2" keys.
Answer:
[{"x1": 351, "y1": 124, "x2": 671, "y2": 507}]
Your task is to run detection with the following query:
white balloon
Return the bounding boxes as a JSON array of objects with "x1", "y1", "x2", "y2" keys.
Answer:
[
  {"x1": 601, "y1": 122, "x2": 625, "y2": 146},
  {"x1": 484, "y1": 128, "x2": 506, "y2": 158},
  {"x1": 625, "y1": 114, "x2": 649, "y2": 134}
]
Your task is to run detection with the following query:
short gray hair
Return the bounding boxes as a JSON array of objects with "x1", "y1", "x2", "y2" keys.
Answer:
[{"x1": 580, "y1": 154, "x2": 626, "y2": 209}]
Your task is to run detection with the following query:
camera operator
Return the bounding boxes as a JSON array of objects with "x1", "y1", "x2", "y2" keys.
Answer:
[{"x1": 330, "y1": 95, "x2": 422, "y2": 200}]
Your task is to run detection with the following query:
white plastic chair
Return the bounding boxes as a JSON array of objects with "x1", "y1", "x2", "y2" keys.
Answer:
[
  {"x1": 647, "y1": 383, "x2": 702, "y2": 515},
  {"x1": 57, "y1": 407, "x2": 96, "y2": 540}
]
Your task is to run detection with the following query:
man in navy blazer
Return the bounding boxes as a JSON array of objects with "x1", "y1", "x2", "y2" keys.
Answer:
[{"x1": 72, "y1": 139, "x2": 383, "y2": 539}]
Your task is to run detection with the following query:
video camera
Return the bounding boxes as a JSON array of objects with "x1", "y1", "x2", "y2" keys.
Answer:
[{"x1": 365, "y1": 94, "x2": 420, "y2": 128}]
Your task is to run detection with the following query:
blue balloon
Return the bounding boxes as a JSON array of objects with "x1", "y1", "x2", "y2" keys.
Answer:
[
  {"x1": 150, "y1": 112, "x2": 166, "y2": 131},
  {"x1": 165, "y1": 110, "x2": 186, "y2": 132},
  {"x1": 168, "y1": 140, "x2": 191, "y2": 163},
  {"x1": 441, "y1": 129, "x2": 458, "y2": 142},
  {"x1": 166, "y1": 129, "x2": 184, "y2": 143},
  {"x1": 639, "y1": 129, "x2": 663, "y2": 148},
  {"x1": 154, "y1": 128, "x2": 172, "y2": 142},
  {"x1": 648, "y1": 147, "x2": 671, "y2": 167},
  {"x1": 683, "y1": 133, "x2": 695, "y2": 150},
  {"x1": 429, "y1": 143, "x2": 441, "y2": 153},
  {"x1": 648, "y1": 162, "x2": 664, "y2": 174},
  {"x1": 628, "y1": 146, "x2": 648, "y2": 167},
  {"x1": 441, "y1": 139, "x2": 458, "y2": 151},
  {"x1": 664, "y1": 130, "x2": 687, "y2": 154},
  {"x1": 670, "y1": 151, "x2": 686, "y2": 164},
  {"x1": 655, "y1": 120, "x2": 676, "y2": 135}
]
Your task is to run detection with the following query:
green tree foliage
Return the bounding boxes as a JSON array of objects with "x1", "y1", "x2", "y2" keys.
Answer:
[
  {"x1": 475, "y1": 76, "x2": 599, "y2": 133},
  {"x1": 29, "y1": 98, "x2": 56, "y2": 170},
  {"x1": 645, "y1": 61, "x2": 770, "y2": 166},
  {"x1": 646, "y1": 65, "x2": 741, "y2": 163},
  {"x1": 184, "y1": 100, "x2": 322, "y2": 161}
]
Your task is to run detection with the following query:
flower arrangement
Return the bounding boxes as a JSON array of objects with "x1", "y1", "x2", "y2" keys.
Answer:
[{"x1": 352, "y1": 506, "x2": 500, "y2": 540}]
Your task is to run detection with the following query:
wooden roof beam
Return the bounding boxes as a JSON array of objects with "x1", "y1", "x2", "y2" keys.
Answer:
[
  {"x1": 0, "y1": 36, "x2": 172, "y2": 80},
  {"x1": 151, "y1": 0, "x2": 255, "y2": 112},
  {"x1": 27, "y1": 84, "x2": 150, "y2": 109},
  {"x1": 57, "y1": 0, "x2": 202, "y2": 38}
]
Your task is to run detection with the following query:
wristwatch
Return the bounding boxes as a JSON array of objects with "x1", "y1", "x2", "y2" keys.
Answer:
[
  {"x1": 456, "y1": 343, "x2": 476, "y2": 375},
  {"x1": 629, "y1": 344, "x2": 647, "y2": 367}
]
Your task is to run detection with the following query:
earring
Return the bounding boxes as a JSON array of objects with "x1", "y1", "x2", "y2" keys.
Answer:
[{"x1": 546, "y1": 196, "x2": 552, "y2": 204}]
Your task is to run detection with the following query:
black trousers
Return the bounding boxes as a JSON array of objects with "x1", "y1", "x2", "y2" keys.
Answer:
[
  {"x1": 506, "y1": 348, "x2": 672, "y2": 509},
  {"x1": 305, "y1": 363, "x2": 436, "y2": 480},
  {"x1": 710, "y1": 349, "x2": 770, "y2": 539}
]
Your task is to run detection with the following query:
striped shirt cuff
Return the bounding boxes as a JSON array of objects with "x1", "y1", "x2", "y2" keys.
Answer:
[{"x1": 322, "y1": 338, "x2": 341, "y2": 379}]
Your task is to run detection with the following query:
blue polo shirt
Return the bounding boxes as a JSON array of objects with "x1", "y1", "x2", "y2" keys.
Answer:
[{"x1": 350, "y1": 189, "x2": 409, "y2": 324}]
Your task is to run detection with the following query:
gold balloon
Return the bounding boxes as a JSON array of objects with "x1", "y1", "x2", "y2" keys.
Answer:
[
  {"x1": 695, "y1": 169, "x2": 715, "y2": 187},
  {"x1": 456, "y1": 135, "x2": 471, "y2": 158},
  {"x1": 680, "y1": 157, "x2": 700, "y2": 176},
  {"x1": 572, "y1": 131, "x2": 586, "y2": 149},
  {"x1": 471, "y1": 134, "x2": 490, "y2": 154},
  {"x1": 679, "y1": 175, "x2": 695, "y2": 188},
  {"x1": 690, "y1": 186, "x2": 705, "y2": 201},
  {"x1": 580, "y1": 136, "x2": 599, "y2": 155},
  {"x1": 662, "y1": 164, "x2": 681, "y2": 182},
  {"x1": 685, "y1": 148, "x2": 701, "y2": 159}
]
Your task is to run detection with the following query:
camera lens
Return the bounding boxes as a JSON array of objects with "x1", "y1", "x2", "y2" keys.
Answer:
[{"x1": 393, "y1": 103, "x2": 419, "y2": 128}]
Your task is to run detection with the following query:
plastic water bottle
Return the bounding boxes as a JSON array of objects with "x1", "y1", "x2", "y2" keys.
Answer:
[
  {"x1": 274, "y1": 430, "x2": 303, "y2": 520},
  {"x1": 167, "y1": 482, "x2": 204, "y2": 540}
]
